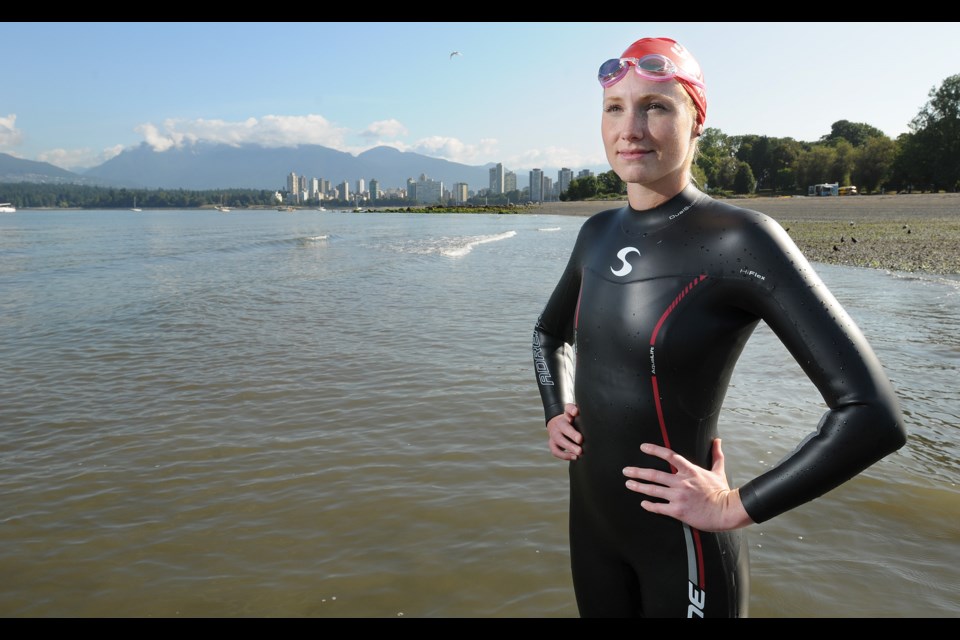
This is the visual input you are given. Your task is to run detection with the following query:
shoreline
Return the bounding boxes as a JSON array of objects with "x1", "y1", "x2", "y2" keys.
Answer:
[
  {"x1": 10, "y1": 193, "x2": 959, "y2": 275},
  {"x1": 529, "y1": 193, "x2": 960, "y2": 276}
]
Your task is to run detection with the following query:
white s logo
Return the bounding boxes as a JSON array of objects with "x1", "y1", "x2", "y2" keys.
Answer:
[{"x1": 611, "y1": 246, "x2": 641, "y2": 276}]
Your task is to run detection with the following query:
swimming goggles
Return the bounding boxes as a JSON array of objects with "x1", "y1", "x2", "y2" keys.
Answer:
[{"x1": 598, "y1": 54, "x2": 705, "y2": 89}]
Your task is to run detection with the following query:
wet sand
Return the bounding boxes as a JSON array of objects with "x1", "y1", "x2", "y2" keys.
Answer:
[{"x1": 532, "y1": 193, "x2": 960, "y2": 275}]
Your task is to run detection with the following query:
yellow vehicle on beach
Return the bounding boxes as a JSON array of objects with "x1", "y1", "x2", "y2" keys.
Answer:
[{"x1": 839, "y1": 186, "x2": 858, "y2": 196}]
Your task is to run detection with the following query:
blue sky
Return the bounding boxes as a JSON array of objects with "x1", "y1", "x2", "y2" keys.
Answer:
[{"x1": 2, "y1": 22, "x2": 958, "y2": 175}]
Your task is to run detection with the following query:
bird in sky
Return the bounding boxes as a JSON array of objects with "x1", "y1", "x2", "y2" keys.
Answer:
[{"x1": 450, "y1": 51, "x2": 462, "y2": 59}]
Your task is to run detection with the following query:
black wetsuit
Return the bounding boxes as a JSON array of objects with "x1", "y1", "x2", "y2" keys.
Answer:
[{"x1": 532, "y1": 184, "x2": 907, "y2": 618}]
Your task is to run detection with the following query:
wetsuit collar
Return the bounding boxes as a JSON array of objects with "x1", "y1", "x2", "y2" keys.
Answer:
[{"x1": 621, "y1": 184, "x2": 705, "y2": 234}]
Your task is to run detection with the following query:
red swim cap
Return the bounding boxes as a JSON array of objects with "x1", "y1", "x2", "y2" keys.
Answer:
[{"x1": 620, "y1": 37, "x2": 707, "y2": 125}]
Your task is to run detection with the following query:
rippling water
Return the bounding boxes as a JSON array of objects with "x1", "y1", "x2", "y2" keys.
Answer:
[{"x1": 1, "y1": 209, "x2": 957, "y2": 618}]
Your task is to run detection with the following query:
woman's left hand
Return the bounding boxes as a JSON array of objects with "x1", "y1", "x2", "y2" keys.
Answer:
[{"x1": 622, "y1": 438, "x2": 754, "y2": 532}]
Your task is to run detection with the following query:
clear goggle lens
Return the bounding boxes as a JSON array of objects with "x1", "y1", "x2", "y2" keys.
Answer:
[{"x1": 598, "y1": 54, "x2": 704, "y2": 89}]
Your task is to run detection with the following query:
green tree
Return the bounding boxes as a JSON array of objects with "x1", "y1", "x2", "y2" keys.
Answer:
[
  {"x1": 829, "y1": 139, "x2": 856, "y2": 187},
  {"x1": 894, "y1": 74, "x2": 960, "y2": 191},
  {"x1": 694, "y1": 127, "x2": 733, "y2": 192},
  {"x1": 596, "y1": 170, "x2": 626, "y2": 196},
  {"x1": 775, "y1": 167, "x2": 797, "y2": 192},
  {"x1": 853, "y1": 136, "x2": 897, "y2": 193},
  {"x1": 794, "y1": 145, "x2": 837, "y2": 189},
  {"x1": 822, "y1": 120, "x2": 887, "y2": 147},
  {"x1": 691, "y1": 162, "x2": 708, "y2": 189},
  {"x1": 564, "y1": 175, "x2": 598, "y2": 200},
  {"x1": 734, "y1": 135, "x2": 804, "y2": 193},
  {"x1": 732, "y1": 161, "x2": 756, "y2": 194},
  {"x1": 767, "y1": 138, "x2": 803, "y2": 192},
  {"x1": 734, "y1": 135, "x2": 771, "y2": 189},
  {"x1": 714, "y1": 156, "x2": 741, "y2": 192}
]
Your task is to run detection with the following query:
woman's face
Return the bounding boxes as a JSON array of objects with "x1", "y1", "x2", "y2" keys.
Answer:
[{"x1": 601, "y1": 70, "x2": 700, "y2": 196}]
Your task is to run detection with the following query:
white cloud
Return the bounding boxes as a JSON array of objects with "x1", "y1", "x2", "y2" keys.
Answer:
[
  {"x1": 137, "y1": 123, "x2": 179, "y2": 152},
  {"x1": 361, "y1": 119, "x2": 408, "y2": 140},
  {"x1": 37, "y1": 145, "x2": 124, "y2": 171},
  {"x1": 0, "y1": 114, "x2": 24, "y2": 148},
  {"x1": 135, "y1": 114, "x2": 351, "y2": 152},
  {"x1": 406, "y1": 135, "x2": 500, "y2": 165},
  {"x1": 11, "y1": 109, "x2": 595, "y2": 173}
]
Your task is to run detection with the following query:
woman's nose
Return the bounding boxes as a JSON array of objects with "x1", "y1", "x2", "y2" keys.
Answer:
[{"x1": 620, "y1": 113, "x2": 645, "y2": 140}]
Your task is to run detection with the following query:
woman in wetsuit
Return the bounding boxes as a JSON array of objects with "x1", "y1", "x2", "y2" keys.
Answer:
[{"x1": 532, "y1": 36, "x2": 907, "y2": 618}]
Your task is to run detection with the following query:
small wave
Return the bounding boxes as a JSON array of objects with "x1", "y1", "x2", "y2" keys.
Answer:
[
  {"x1": 538, "y1": 227, "x2": 561, "y2": 232},
  {"x1": 294, "y1": 234, "x2": 331, "y2": 248},
  {"x1": 440, "y1": 231, "x2": 517, "y2": 258},
  {"x1": 886, "y1": 270, "x2": 960, "y2": 291}
]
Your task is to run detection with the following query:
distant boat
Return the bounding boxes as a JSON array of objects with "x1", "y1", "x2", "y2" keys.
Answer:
[
  {"x1": 277, "y1": 206, "x2": 295, "y2": 212},
  {"x1": 131, "y1": 196, "x2": 142, "y2": 212},
  {"x1": 0, "y1": 202, "x2": 15, "y2": 213},
  {"x1": 215, "y1": 204, "x2": 231, "y2": 213}
]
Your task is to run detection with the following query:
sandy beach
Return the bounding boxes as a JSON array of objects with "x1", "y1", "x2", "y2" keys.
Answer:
[{"x1": 531, "y1": 192, "x2": 960, "y2": 275}]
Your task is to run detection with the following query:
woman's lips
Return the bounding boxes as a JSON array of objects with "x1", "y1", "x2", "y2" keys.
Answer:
[{"x1": 618, "y1": 149, "x2": 652, "y2": 160}]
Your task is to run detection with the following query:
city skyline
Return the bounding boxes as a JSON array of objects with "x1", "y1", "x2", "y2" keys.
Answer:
[{"x1": 281, "y1": 163, "x2": 586, "y2": 204}]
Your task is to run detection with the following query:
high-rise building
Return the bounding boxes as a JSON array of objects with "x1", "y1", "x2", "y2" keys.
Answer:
[
  {"x1": 505, "y1": 171, "x2": 517, "y2": 193},
  {"x1": 413, "y1": 173, "x2": 443, "y2": 204},
  {"x1": 489, "y1": 162, "x2": 505, "y2": 194},
  {"x1": 339, "y1": 180, "x2": 350, "y2": 202},
  {"x1": 369, "y1": 179, "x2": 380, "y2": 201},
  {"x1": 529, "y1": 168, "x2": 544, "y2": 202},
  {"x1": 558, "y1": 168, "x2": 573, "y2": 195},
  {"x1": 285, "y1": 172, "x2": 306, "y2": 203},
  {"x1": 452, "y1": 182, "x2": 468, "y2": 204}
]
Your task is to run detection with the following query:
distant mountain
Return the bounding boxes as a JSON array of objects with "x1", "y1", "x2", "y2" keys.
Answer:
[
  {"x1": 79, "y1": 142, "x2": 498, "y2": 192},
  {"x1": 0, "y1": 152, "x2": 109, "y2": 185},
  {"x1": 3, "y1": 143, "x2": 602, "y2": 193}
]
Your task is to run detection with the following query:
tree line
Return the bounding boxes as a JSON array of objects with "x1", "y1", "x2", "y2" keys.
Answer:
[
  {"x1": 0, "y1": 185, "x2": 288, "y2": 210},
  {"x1": 562, "y1": 73, "x2": 960, "y2": 200}
]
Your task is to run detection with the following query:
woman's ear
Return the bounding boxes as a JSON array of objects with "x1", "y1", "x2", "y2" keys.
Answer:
[{"x1": 695, "y1": 123, "x2": 704, "y2": 137}]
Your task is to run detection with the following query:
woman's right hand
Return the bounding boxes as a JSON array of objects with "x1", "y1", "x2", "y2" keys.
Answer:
[{"x1": 547, "y1": 403, "x2": 583, "y2": 461}]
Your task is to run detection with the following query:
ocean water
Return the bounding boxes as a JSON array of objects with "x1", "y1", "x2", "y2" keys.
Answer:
[{"x1": 0, "y1": 208, "x2": 957, "y2": 618}]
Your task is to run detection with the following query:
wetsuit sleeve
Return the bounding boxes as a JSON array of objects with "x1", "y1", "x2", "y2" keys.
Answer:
[
  {"x1": 733, "y1": 218, "x2": 907, "y2": 524},
  {"x1": 532, "y1": 225, "x2": 589, "y2": 425}
]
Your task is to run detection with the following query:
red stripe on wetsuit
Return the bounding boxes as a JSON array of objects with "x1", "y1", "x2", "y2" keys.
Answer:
[{"x1": 649, "y1": 274, "x2": 708, "y2": 590}]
